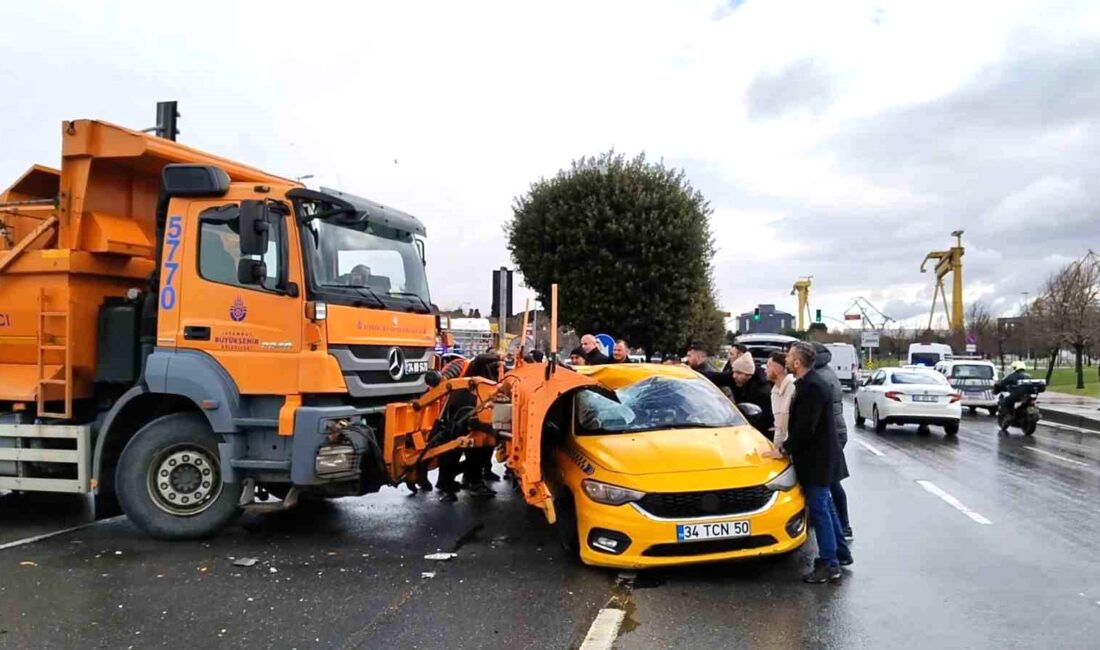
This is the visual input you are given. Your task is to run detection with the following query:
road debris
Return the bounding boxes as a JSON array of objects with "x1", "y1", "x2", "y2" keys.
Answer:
[
  {"x1": 232, "y1": 557, "x2": 259, "y2": 567},
  {"x1": 424, "y1": 552, "x2": 458, "y2": 561},
  {"x1": 19, "y1": 561, "x2": 37, "y2": 567},
  {"x1": 421, "y1": 572, "x2": 436, "y2": 579}
]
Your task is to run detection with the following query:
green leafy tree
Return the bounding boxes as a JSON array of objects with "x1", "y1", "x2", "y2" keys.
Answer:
[{"x1": 507, "y1": 151, "x2": 715, "y2": 354}]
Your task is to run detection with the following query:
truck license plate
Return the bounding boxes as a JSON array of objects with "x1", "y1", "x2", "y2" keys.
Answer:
[
  {"x1": 404, "y1": 360, "x2": 428, "y2": 375},
  {"x1": 676, "y1": 520, "x2": 750, "y2": 542}
]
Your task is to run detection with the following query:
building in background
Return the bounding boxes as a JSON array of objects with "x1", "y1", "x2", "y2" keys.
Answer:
[{"x1": 738, "y1": 304, "x2": 795, "y2": 335}]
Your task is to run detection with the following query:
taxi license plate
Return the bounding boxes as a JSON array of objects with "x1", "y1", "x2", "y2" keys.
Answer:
[
  {"x1": 913, "y1": 395, "x2": 938, "y2": 403},
  {"x1": 676, "y1": 520, "x2": 750, "y2": 542}
]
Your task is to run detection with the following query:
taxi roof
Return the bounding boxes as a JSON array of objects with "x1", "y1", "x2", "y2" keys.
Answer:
[{"x1": 574, "y1": 362, "x2": 699, "y2": 390}]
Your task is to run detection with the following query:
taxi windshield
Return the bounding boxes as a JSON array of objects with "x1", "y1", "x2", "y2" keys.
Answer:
[{"x1": 575, "y1": 376, "x2": 746, "y2": 435}]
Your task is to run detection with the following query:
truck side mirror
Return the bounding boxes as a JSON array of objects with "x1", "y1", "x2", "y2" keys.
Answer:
[
  {"x1": 239, "y1": 200, "x2": 270, "y2": 256},
  {"x1": 237, "y1": 258, "x2": 267, "y2": 285}
]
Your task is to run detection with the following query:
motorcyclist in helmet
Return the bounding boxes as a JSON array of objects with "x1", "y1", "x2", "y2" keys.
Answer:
[{"x1": 994, "y1": 361, "x2": 1031, "y2": 415}]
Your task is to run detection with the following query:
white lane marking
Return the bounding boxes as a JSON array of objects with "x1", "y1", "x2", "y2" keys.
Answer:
[
  {"x1": 855, "y1": 438, "x2": 886, "y2": 457},
  {"x1": 579, "y1": 608, "x2": 626, "y2": 650},
  {"x1": 1023, "y1": 446, "x2": 1090, "y2": 467},
  {"x1": 0, "y1": 516, "x2": 121, "y2": 552},
  {"x1": 1038, "y1": 421, "x2": 1097, "y2": 435},
  {"x1": 916, "y1": 481, "x2": 992, "y2": 525}
]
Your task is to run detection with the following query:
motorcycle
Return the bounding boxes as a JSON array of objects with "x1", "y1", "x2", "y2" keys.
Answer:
[{"x1": 994, "y1": 379, "x2": 1045, "y2": 436}]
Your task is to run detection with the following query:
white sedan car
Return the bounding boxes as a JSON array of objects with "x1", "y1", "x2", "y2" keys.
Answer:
[{"x1": 854, "y1": 368, "x2": 962, "y2": 436}]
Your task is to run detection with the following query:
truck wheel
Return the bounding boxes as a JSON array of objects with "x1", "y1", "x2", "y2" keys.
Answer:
[
  {"x1": 116, "y1": 412, "x2": 242, "y2": 540},
  {"x1": 944, "y1": 421, "x2": 959, "y2": 437}
]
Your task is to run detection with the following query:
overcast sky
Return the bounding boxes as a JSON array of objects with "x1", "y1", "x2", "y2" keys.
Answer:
[{"x1": 2, "y1": 0, "x2": 1097, "y2": 333}]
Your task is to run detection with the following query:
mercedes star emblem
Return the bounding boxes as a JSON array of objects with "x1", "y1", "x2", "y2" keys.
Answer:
[{"x1": 387, "y1": 347, "x2": 405, "y2": 381}]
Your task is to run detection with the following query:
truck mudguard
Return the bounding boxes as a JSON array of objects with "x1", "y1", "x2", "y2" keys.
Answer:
[{"x1": 143, "y1": 349, "x2": 243, "y2": 433}]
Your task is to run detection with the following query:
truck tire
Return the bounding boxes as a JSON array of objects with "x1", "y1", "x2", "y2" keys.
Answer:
[{"x1": 116, "y1": 412, "x2": 242, "y2": 540}]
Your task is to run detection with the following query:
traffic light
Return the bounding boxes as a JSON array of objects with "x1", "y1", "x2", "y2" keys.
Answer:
[
  {"x1": 753, "y1": 307, "x2": 761, "y2": 322},
  {"x1": 490, "y1": 267, "x2": 513, "y2": 318},
  {"x1": 815, "y1": 309, "x2": 822, "y2": 323}
]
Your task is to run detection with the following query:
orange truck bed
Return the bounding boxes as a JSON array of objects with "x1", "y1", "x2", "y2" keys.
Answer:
[{"x1": 0, "y1": 120, "x2": 294, "y2": 412}]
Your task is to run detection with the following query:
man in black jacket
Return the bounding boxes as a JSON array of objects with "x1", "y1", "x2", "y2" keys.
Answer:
[
  {"x1": 782, "y1": 342, "x2": 852, "y2": 583},
  {"x1": 580, "y1": 334, "x2": 610, "y2": 365},
  {"x1": 812, "y1": 342, "x2": 853, "y2": 540}
]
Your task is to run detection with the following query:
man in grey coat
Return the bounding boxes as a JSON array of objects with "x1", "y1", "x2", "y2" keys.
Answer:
[{"x1": 811, "y1": 342, "x2": 853, "y2": 540}]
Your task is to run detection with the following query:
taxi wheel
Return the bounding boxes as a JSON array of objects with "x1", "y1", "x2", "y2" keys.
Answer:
[{"x1": 555, "y1": 491, "x2": 580, "y2": 556}]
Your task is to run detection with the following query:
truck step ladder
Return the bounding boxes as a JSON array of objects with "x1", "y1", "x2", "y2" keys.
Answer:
[{"x1": 36, "y1": 288, "x2": 73, "y2": 419}]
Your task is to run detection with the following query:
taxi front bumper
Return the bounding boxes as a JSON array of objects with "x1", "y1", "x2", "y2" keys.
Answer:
[{"x1": 575, "y1": 487, "x2": 807, "y2": 569}]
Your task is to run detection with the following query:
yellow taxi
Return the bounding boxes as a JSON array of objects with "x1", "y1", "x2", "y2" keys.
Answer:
[{"x1": 545, "y1": 363, "x2": 807, "y2": 568}]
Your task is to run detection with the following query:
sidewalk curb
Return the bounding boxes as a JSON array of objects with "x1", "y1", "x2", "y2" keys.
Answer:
[{"x1": 1042, "y1": 407, "x2": 1100, "y2": 434}]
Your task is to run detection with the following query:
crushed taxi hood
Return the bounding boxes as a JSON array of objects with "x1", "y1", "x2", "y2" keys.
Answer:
[{"x1": 572, "y1": 425, "x2": 773, "y2": 475}]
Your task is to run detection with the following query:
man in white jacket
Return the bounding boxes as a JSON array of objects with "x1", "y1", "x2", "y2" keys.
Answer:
[{"x1": 763, "y1": 351, "x2": 795, "y2": 458}]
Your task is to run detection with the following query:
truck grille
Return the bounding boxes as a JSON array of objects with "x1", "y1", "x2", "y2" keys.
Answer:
[
  {"x1": 345, "y1": 345, "x2": 431, "y2": 360},
  {"x1": 636, "y1": 486, "x2": 774, "y2": 519}
]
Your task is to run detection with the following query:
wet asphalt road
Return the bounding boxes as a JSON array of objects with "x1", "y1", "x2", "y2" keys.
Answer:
[{"x1": 2, "y1": 399, "x2": 1099, "y2": 649}]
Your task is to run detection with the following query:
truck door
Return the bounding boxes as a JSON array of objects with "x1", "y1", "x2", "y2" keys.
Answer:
[{"x1": 172, "y1": 200, "x2": 304, "y2": 395}]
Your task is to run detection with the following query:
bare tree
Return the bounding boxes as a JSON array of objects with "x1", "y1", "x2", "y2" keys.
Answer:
[
  {"x1": 1032, "y1": 251, "x2": 1100, "y2": 388},
  {"x1": 965, "y1": 301, "x2": 996, "y2": 356}
]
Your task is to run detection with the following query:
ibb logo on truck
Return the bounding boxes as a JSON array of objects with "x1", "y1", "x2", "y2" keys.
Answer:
[{"x1": 160, "y1": 215, "x2": 183, "y2": 310}]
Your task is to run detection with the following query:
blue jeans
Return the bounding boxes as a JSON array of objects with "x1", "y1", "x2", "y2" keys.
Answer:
[{"x1": 805, "y1": 485, "x2": 850, "y2": 567}]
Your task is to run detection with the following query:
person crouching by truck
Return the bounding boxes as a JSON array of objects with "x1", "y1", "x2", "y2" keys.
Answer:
[{"x1": 435, "y1": 353, "x2": 502, "y2": 502}]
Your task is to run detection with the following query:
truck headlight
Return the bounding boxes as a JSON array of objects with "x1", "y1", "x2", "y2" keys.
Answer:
[
  {"x1": 765, "y1": 465, "x2": 798, "y2": 492},
  {"x1": 581, "y1": 479, "x2": 645, "y2": 506}
]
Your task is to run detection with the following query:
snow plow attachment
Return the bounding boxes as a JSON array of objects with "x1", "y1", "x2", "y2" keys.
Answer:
[{"x1": 383, "y1": 359, "x2": 597, "y2": 524}]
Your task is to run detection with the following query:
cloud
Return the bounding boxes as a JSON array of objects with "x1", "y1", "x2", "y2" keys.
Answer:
[
  {"x1": 984, "y1": 176, "x2": 1091, "y2": 231},
  {"x1": 745, "y1": 58, "x2": 836, "y2": 120},
  {"x1": 0, "y1": 0, "x2": 1096, "y2": 333}
]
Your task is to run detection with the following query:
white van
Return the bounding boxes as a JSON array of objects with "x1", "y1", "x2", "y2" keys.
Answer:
[
  {"x1": 824, "y1": 343, "x2": 858, "y2": 390},
  {"x1": 908, "y1": 343, "x2": 953, "y2": 368}
]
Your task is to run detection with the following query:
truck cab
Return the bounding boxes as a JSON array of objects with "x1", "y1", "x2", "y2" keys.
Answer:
[{"x1": 0, "y1": 119, "x2": 437, "y2": 539}]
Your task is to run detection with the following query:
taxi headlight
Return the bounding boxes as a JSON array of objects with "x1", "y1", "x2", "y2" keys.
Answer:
[
  {"x1": 581, "y1": 479, "x2": 646, "y2": 506},
  {"x1": 765, "y1": 465, "x2": 798, "y2": 492}
]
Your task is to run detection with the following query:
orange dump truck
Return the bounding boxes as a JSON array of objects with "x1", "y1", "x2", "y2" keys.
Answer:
[{"x1": 0, "y1": 117, "x2": 439, "y2": 538}]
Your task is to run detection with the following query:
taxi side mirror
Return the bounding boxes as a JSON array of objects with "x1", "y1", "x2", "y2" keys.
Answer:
[{"x1": 737, "y1": 402, "x2": 763, "y2": 428}]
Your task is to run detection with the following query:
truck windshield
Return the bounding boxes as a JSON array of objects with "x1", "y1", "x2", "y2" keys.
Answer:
[
  {"x1": 307, "y1": 219, "x2": 431, "y2": 312},
  {"x1": 575, "y1": 376, "x2": 747, "y2": 435}
]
